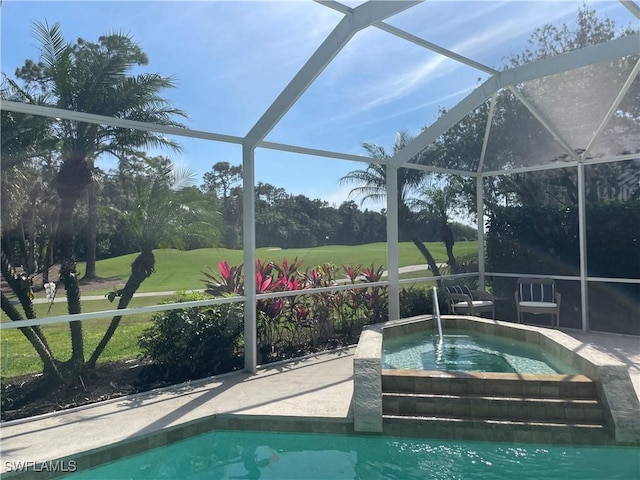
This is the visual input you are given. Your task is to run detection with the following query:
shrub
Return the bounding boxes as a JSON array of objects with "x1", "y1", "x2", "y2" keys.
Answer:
[
  {"x1": 201, "y1": 258, "x2": 465, "y2": 361},
  {"x1": 399, "y1": 285, "x2": 432, "y2": 317},
  {"x1": 454, "y1": 252, "x2": 480, "y2": 289},
  {"x1": 202, "y1": 259, "x2": 390, "y2": 362},
  {"x1": 139, "y1": 292, "x2": 243, "y2": 382}
]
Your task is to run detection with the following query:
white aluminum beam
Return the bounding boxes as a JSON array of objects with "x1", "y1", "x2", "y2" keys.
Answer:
[
  {"x1": 258, "y1": 141, "x2": 373, "y2": 164},
  {"x1": 583, "y1": 153, "x2": 640, "y2": 165},
  {"x1": 242, "y1": 145, "x2": 258, "y2": 372},
  {"x1": 2, "y1": 99, "x2": 380, "y2": 165},
  {"x1": 481, "y1": 151, "x2": 640, "y2": 177},
  {"x1": 488, "y1": 272, "x2": 581, "y2": 281},
  {"x1": 476, "y1": 175, "x2": 486, "y2": 290},
  {"x1": 375, "y1": 22, "x2": 497, "y2": 75},
  {"x1": 403, "y1": 162, "x2": 477, "y2": 178},
  {"x1": 577, "y1": 163, "x2": 589, "y2": 331},
  {"x1": 482, "y1": 160, "x2": 580, "y2": 177},
  {"x1": 389, "y1": 76, "x2": 501, "y2": 168},
  {"x1": 620, "y1": 0, "x2": 640, "y2": 18},
  {"x1": 386, "y1": 166, "x2": 400, "y2": 321},
  {"x1": 582, "y1": 58, "x2": 640, "y2": 160},
  {"x1": 317, "y1": 0, "x2": 498, "y2": 75},
  {"x1": 389, "y1": 32, "x2": 640, "y2": 168},
  {"x1": 508, "y1": 88, "x2": 580, "y2": 161},
  {"x1": 244, "y1": 0, "x2": 420, "y2": 149},
  {"x1": 498, "y1": 34, "x2": 639, "y2": 86},
  {"x1": 476, "y1": 94, "x2": 495, "y2": 290},
  {"x1": 477, "y1": 93, "x2": 497, "y2": 174},
  {"x1": 0, "y1": 100, "x2": 244, "y2": 145},
  {"x1": 0, "y1": 296, "x2": 245, "y2": 330}
]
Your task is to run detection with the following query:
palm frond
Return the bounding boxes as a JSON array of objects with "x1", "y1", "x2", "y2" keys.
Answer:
[
  {"x1": 32, "y1": 20, "x2": 68, "y2": 70},
  {"x1": 170, "y1": 166, "x2": 197, "y2": 191}
]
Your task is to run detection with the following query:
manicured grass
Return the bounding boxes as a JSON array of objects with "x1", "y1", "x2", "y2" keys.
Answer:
[
  {"x1": 2, "y1": 241, "x2": 476, "y2": 377},
  {"x1": 1, "y1": 297, "x2": 171, "y2": 377},
  {"x1": 71, "y1": 241, "x2": 477, "y2": 295}
]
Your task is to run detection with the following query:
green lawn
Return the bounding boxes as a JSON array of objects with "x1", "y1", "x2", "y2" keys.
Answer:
[
  {"x1": 69, "y1": 240, "x2": 477, "y2": 296},
  {"x1": 1, "y1": 241, "x2": 477, "y2": 377},
  {"x1": 1, "y1": 297, "x2": 170, "y2": 377}
]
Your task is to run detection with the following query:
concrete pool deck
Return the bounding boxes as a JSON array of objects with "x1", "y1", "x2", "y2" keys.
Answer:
[{"x1": 1, "y1": 327, "x2": 638, "y2": 477}]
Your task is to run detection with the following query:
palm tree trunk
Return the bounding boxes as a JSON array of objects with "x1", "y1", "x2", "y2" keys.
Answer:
[
  {"x1": 57, "y1": 201, "x2": 84, "y2": 364},
  {"x1": 440, "y1": 223, "x2": 457, "y2": 273},
  {"x1": 1, "y1": 235, "x2": 13, "y2": 266},
  {"x1": 60, "y1": 258, "x2": 84, "y2": 366},
  {"x1": 87, "y1": 249, "x2": 155, "y2": 368},
  {"x1": 0, "y1": 250, "x2": 50, "y2": 349},
  {"x1": 27, "y1": 188, "x2": 39, "y2": 274},
  {"x1": 1, "y1": 293, "x2": 63, "y2": 382},
  {"x1": 18, "y1": 221, "x2": 28, "y2": 272},
  {"x1": 56, "y1": 156, "x2": 92, "y2": 368},
  {"x1": 84, "y1": 178, "x2": 98, "y2": 280},
  {"x1": 445, "y1": 244, "x2": 457, "y2": 273},
  {"x1": 1, "y1": 250, "x2": 36, "y2": 319},
  {"x1": 411, "y1": 234, "x2": 443, "y2": 287},
  {"x1": 43, "y1": 207, "x2": 58, "y2": 284}
]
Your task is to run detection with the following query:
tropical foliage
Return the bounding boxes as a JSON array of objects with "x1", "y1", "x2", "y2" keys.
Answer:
[
  {"x1": 139, "y1": 292, "x2": 244, "y2": 382},
  {"x1": 341, "y1": 131, "x2": 459, "y2": 280},
  {"x1": 202, "y1": 257, "x2": 433, "y2": 363}
]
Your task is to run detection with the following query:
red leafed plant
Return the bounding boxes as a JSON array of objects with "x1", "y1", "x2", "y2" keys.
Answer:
[
  {"x1": 361, "y1": 264, "x2": 385, "y2": 283},
  {"x1": 202, "y1": 261, "x2": 244, "y2": 295},
  {"x1": 202, "y1": 258, "x2": 390, "y2": 363}
]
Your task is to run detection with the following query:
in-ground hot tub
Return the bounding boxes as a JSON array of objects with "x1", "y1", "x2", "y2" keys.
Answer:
[{"x1": 352, "y1": 315, "x2": 640, "y2": 445}]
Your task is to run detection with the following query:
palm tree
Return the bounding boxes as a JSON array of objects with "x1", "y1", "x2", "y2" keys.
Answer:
[
  {"x1": 87, "y1": 160, "x2": 199, "y2": 367},
  {"x1": 341, "y1": 132, "x2": 421, "y2": 208},
  {"x1": 410, "y1": 180, "x2": 458, "y2": 272},
  {"x1": 340, "y1": 131, "x2": 446, "y2": 280},
  {"x1": 12, "y1": 21, "x2": 187, "y2": 370}
]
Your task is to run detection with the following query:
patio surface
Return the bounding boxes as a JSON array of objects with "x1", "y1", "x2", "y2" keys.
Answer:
[{"x1": 1, "y1": 329, "x2": 638, "y2": 477}]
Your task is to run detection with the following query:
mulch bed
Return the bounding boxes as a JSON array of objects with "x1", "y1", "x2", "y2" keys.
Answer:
[{"x1": 1, "y1": 359, "x2": 168, "y2": 422}]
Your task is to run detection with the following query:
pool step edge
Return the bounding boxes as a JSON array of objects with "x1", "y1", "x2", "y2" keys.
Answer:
[
  {"x1": 382, "y1": 391, "x2": 604, "y2": 422},
  {"x1": 382, "y1": 414, "x2": 611, "y2": 445},
  {"x1": 382, "y1": 370, "x2": 598, "y2": 399}
]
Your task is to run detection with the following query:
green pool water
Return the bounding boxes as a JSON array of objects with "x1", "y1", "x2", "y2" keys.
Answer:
[
  {"x1": 62, "y1": 430, "x2": 639, "y2": 479},
  {"x1": 383, "y1": 329, "x2": 576, "y2": 374}
]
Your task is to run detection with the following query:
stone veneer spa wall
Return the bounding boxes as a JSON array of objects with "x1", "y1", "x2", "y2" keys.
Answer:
[{"x1": 353, "y1": 315, "x2": 640, "y2": 445}]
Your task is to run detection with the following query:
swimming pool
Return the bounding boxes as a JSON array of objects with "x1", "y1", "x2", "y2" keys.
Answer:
[
  {"x1": 383, "y1": 329, "x2": 576, "y2": 374},
  {"x1": 61, "y1": 429, "x2": 639, "y2": 479}
]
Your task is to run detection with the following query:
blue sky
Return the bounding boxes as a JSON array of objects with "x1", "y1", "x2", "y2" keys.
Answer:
[{"x1": 1, "y1": 1, "x2": 636, "y2": 211}]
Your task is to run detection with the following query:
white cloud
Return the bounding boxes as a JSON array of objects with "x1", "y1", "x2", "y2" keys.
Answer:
[
  {"x1": 313, "y1": 1, "x2": 583, "y2": 118},
  {"x1": 321, "y1": 184, "x2": 386, "y2": 212},
  {"x1": 323, "y1": 184, "x2": 358, "y2": 208}
]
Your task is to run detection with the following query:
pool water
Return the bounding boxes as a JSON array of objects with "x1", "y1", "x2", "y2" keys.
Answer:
[
  {"x1": 62, "y1": 430, "x2": 639, "y2": 480},
  {"x1": 383, "y1": 329, "x2": 576, "y2": 374}
]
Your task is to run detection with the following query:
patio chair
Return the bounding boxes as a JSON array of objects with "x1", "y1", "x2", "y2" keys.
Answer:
[
  {"x1": 442, "y1": 280, "x2": 495, "y2": 319},
  {"x1": 515, "y1": 277, "x2": 561, "y2": 327}
]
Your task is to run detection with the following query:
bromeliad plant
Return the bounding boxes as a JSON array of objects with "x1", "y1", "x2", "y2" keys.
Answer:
[{"x1": 201, "y1": 258, "x2": 388, "y2": 362}]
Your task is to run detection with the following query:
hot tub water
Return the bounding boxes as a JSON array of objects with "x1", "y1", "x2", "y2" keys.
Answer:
[{"x1": 383, "y1": 329, "x2": 576, "y2": 375}]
